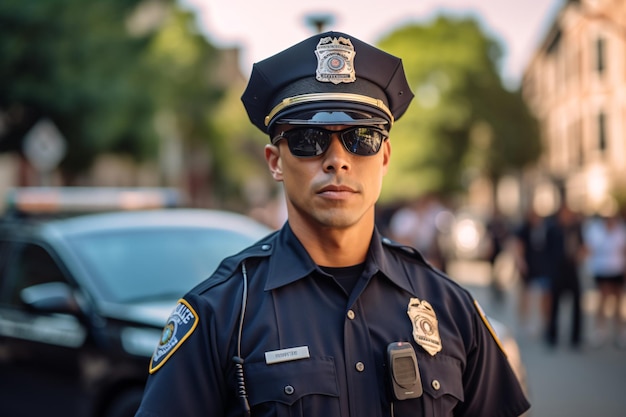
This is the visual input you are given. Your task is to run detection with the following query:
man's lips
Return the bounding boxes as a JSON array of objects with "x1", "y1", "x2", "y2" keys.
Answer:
[{"x1": 317, "y1": 184, "x2": 357, "y2": 195}]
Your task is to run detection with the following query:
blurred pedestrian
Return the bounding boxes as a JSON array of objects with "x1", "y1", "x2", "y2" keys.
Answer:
[
  {"x1": 389, "y1": 194, "x2": 447, "y2": 271},
  {"x1": 511, "y1": 207, "x2": 551, "y2": 338},
  {"x1": 583, "y1": 207, "x2": 626, "y2": 348},
  {"x1": 544, "y1": 202, "x2": 586, "y2": 348},
  {"x1": 486, "y1": 207, "x2": 511, "y2": 302}
]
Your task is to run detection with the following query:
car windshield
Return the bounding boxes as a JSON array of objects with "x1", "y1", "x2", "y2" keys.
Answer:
[{"x1": 67, "y1": 228, "x2": 260, "y2": 303}]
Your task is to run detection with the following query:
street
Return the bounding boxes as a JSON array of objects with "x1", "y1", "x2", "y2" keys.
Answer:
[{"x1": 449, "y1": 259, "x2": 626, "y2": 417}]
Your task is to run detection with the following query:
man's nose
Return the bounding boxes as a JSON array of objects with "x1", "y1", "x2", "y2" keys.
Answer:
[{"x1": 323, "y1": 134, "x2": 350, "y2": 171}]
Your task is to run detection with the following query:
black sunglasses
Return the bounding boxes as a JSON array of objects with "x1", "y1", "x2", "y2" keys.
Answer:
[{"x1": 272, "y1": 126, "x2": 389, "y2": 157}]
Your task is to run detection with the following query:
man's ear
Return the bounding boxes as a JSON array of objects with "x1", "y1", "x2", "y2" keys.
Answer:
[
  {"x1": 265, "y1": 144, "x2": 283, "y2": 181},
  {"x1": 382, "y1": 139, "x2": 391, "y2": 175}
]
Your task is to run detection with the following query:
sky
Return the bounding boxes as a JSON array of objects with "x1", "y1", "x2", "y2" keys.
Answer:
[{"x1": 181, "y1": 0, "x2": 565, "y2": 89}]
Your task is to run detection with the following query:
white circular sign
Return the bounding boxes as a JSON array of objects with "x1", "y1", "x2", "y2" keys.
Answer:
[{"x1": 22, "y1": 118, "x2": 67, "y2": 172}]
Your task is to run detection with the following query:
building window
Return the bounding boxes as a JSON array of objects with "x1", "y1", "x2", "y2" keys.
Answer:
[
  {"x1": 596, "y1": 37, "x2": 606, "y2": 75},
  {"x1": 572, "y1": 118, "x2": 583, "y2": 167},
  {"x1": 598, "y1": 112, "x2": 607, "y2": 152}
]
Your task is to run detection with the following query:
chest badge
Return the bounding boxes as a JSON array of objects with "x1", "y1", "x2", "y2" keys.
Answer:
[{"x1": 407, "y1": 297, "x2": 442, "y2": 356}]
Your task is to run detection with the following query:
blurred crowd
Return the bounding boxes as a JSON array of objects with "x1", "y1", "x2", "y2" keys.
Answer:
[{"x1": 380, "y1": 196, "x2": 626, "y2": 351}]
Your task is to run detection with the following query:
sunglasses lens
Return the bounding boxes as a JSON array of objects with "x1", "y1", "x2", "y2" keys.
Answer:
[
  {"x1": 283, "y1": 129, "x2": 330, "y2": 157},
  {"x1": 342, "y1": 127, "x2": 384, "y2": 155},
  {"x1": 274, "y1": 127, "x2": 387, "y2": 157}
]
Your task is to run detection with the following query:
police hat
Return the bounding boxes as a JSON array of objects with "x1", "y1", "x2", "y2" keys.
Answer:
[{"x1": 241, "y1": 31, "x2": 414, "y2": 135}]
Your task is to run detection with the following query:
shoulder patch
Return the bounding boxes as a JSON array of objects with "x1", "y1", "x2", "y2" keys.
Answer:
[
  {"x1": 149, "y1": 299, "x2": 199, "y2": 374},
  {"x1": 473, "y1": 300, "x2": 507, "y2": 357}
]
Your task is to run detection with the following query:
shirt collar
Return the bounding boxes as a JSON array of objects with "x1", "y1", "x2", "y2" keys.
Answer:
[
  {"x1": 265, "y1": 223, "x2": 318, "y2": 290},
  {"x1": 365, "y1": 228, "x2": 417, "y2": 294},
  {"x1": 265, "y1": 223, "x2": 417, "y2": 294}
]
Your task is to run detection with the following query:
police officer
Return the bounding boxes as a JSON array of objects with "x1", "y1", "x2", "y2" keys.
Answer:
[{"x1": 135, "y1": 31, "x2": 530, "y2": 417}]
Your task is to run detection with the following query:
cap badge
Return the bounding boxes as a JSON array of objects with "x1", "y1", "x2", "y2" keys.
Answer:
[
  {"x1": 407, "y1": 297, "x2": 442, "y2": 356},
  {"x1": 315, "y1": 36, "x2": 356, "y2": 84}
]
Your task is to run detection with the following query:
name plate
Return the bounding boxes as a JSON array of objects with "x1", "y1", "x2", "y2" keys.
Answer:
[{"x1": 264, "y1": 346, "x2": 310, "y2": 364}]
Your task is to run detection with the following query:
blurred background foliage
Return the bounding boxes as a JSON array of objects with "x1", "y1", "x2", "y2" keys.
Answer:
[
  {"x1": 0, "y1": 1, "x2": 228, "y2": 182},
  {"x1": 378, "y1": 16, "x2": 540, "y2": 203},
  {"x1": 0, "y1": 2, "x2": 540, "y2": 209},
  {"x1": 2, "y1": 0, "x2": 167, "y2": 175}
]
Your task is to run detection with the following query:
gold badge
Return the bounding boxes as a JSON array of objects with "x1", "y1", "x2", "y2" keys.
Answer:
[
  {"x1": 315, "y1": 36, "x2": 356, "y2": 84},
  {"x1": 407, "y1": 298, "x2": 442, "y2": 356}
]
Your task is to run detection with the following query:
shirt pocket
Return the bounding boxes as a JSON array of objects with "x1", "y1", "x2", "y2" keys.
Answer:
[
  {"x1": 245, "y1": 356, "x2": 340, "y2": 417},
  {"x1": 418, "y1": 354, "x2": 464, "y2": 417},
  {"x1": 384, "y1": 353, "x2": 464, "y2": 417}
]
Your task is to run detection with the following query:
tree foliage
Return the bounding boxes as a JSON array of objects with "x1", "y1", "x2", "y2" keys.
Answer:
[
  {"x1": 1, "y1": 5, "x2": 541, "y2": 208},
  {"x1": 377, "y1": 16, "x2": 541, "y2": 202},
  {"x1": 0, "y1": 0, "x2": 225, "y2": 184},
  {"x1": 146, "y1": 6, "x2": 233, "y2": 196}
]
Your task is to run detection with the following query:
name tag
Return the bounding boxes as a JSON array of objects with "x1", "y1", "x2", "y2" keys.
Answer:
[{"x1": 264, "y1": 346, "x2": 310, "y2": 364}]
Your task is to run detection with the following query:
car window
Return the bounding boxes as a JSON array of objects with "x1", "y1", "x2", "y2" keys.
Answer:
[
  {"x1": 4, "y1": 243, "x2": 67, "y2": 307},
  {"x1": 67, "y1": 228, "x2": 258, "y2": 303},
  {"x1": 0, "y1": 239, "x2": 9, "y2": 270},
  {"x1": 0, "y1": 238, "x2": 12, "y2": 300}
]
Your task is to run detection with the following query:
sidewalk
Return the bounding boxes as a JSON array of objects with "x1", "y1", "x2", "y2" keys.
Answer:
[{"x1": 448, "y1": 258, "x2": 626, "y2": 417}]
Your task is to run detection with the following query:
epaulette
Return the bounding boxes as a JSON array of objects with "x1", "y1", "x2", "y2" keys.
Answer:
[
  {"x1": 191, "y1": 232, "x2": 277, "y2": 294},
  {"x1": 151, "y1": 233, "x2": 278, "y2": 374},
  {"x1": 381, "y1": 237, "x2": 448, "y2": 278},
  {"x1": 380, "y1": 236, "x2": 432, "y2": 268}
]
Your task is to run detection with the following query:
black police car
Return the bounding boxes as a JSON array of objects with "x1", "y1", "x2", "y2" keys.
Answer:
[{"x1": 0, "y1": 188, "x2": 271, "y2": 417}]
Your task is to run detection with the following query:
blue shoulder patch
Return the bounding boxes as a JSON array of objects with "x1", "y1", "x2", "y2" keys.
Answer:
[{"x1": 149, "y1": 299, "x2": 199, "y2": 374}]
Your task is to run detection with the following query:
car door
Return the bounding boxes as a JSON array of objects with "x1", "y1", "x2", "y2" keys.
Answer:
[{"x1": 0, "y1": 239, "x2": 89, "y2": 417}]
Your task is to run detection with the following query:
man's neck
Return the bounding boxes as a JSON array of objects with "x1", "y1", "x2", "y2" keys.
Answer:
[{"x1": 289, "y1": 220, "x2": 374, "y2": 267}]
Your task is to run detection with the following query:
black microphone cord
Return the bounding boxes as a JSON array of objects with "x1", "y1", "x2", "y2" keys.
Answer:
[{"x1": 233, "y1": 261, "x2": 251, "y2": 417}]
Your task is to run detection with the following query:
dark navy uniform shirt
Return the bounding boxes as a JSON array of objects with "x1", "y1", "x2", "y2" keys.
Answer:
[{"x1": 136, "y1": 224, "x2": 530, "y2": 417}]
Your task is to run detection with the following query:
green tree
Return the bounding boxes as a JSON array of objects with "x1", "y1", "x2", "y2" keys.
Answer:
[
  {"x1": 146, "y1": 7, "x2": 232, "y2": 198},
  {"x1": 377, "y1": 16, "x2": 541, "y2": 202},
  {"x1": 0, "y1": 0, "x2": 227, "y2": 188},
  {"x1": 0, "y1": 0, "x2": 163, "y2": 179}
]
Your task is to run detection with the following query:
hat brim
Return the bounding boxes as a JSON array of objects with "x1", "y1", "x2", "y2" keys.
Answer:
[{"x1": 273, "y1": 106, "x2": 389, "y2": 131}]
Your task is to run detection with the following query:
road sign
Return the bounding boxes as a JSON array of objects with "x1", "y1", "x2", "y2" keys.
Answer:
[{"x1": 22, "y1": 118, "x2": 67, "y2": 173}]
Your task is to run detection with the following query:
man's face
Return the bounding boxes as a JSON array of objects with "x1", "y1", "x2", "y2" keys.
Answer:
[{"x1": 265, "y1": 124, "x2": 391, "y2": 230}]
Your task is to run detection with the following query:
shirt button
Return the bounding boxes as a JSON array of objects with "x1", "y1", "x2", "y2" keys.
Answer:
[
  {"x1": 355, "y1": 362, "x2": 365, "y2": 372},
  {"x1": 347, "y1": 310, "x2": 355, "y2": 320},
  {"x1": 431, "y1": 380, "x2": 441, "y2": 390},
  {"x1": 261, "y1": 244, "x2": 271, "y2": 251},
  {"x1": 284, "y1": 385, "x2": 295, "y2": 395}
]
